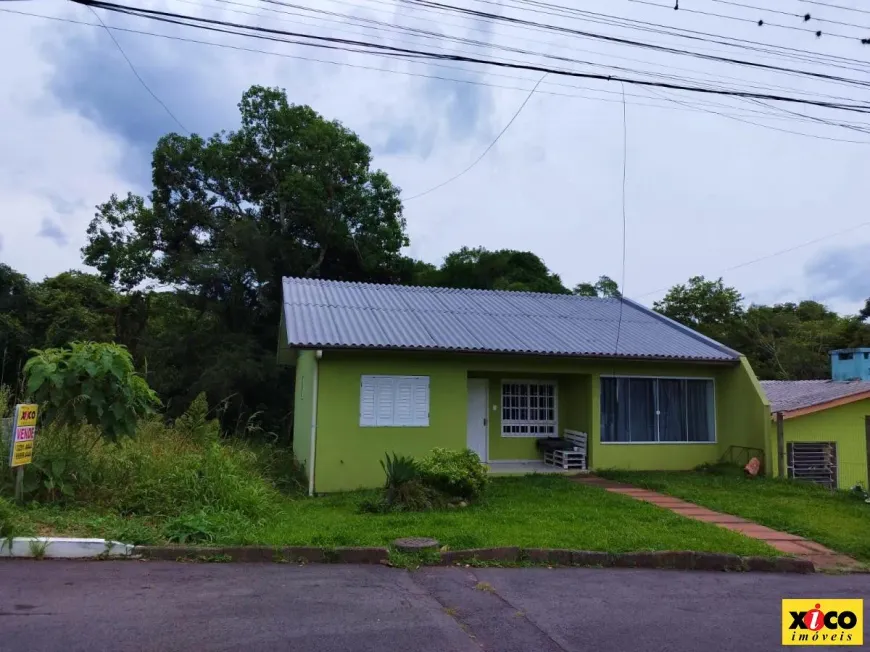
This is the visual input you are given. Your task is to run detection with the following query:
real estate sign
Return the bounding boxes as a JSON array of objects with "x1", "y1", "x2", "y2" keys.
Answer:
[{"x1": 9, "y1": 404, "x2": 38, "y2": 468}]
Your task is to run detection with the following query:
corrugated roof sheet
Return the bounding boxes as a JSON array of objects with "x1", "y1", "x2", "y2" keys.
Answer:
[
  {"x1": 761, "y1": 380, "x2": 870, "y2": 413},
  {"x1": 281, "y1": 278, "x2": 740, "y2": 361}
]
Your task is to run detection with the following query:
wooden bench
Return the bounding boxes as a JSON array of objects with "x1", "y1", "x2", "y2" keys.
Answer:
[{"x1": 542, "y1": 429, "x2": 588, "y2": 470}]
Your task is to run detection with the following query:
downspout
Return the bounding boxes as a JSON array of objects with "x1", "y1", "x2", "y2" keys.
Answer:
[{"x1": 308, "y1": 350, "x2": 322, "y2": 497}]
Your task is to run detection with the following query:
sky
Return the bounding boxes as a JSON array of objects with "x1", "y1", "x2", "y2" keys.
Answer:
[{"x1": 0, "y1": 0, "x2": 868, "y2": 313}]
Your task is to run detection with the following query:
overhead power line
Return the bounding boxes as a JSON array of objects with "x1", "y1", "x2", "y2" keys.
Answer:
[
  {"x1": 800, "y1": 0, "x2": 870, "y2": 18},
  {"x1": 633, "y1": 220, "x2": 870, "y2": 300},
  {"x1": 8, "y1": 3, "x2": 870, "y2": 141},
  {"x1": 707, "y1": 0, "x2": 870, "y2": 31},
  {"x1": 397, "y1": 0, "x2": 870, "y2": 90},
  {"x1": 67, "y1": 0, "x2": 870, "y2": 114},
  {"x1": 84, "y1": 5, "x2": 188, "y2": 133},
  {"x1": 403, "y1": 73, "x2": 547, "y2": 201}
]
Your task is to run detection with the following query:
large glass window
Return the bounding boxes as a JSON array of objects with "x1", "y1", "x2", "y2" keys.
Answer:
[
  {"x1": 501, "y1": 381, "x2": 557, "y2": 436},
  {"x1": 600, "y1": 377, "x2": 715, "y2": 443}
]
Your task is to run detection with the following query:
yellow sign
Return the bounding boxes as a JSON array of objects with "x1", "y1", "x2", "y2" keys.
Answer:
[
  {"x1": 9, "y1": 403, "x2": 38, "y2": 467},
  {"x1": 782, "y1": 599, "x2": 863, "y2": 646}
]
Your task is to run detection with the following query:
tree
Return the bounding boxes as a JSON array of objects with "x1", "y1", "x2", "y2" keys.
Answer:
[
  {"x1": 653, "y1": 276, "x2": 744, "y2": 345},
  {"x1": 430, "y1": 247, "x2": 570, "y2": 294},
  {"x1": 573, "y1": 275, "x2": 621, "y2": 298},
  {"x1": 82, "y1": 86, "x2": 412, "y2": 430},
  {"x1": 0, "y1": 264, "x2": 36, "y2": 387}
]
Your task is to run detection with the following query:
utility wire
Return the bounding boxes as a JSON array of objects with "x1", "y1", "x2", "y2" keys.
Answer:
[
  {"x1": 633, "y1": 220, "x2": 870, "y2": 300},
  {"x1": 357, "y1": 0, "x2": 870, "y2": 73},
  {"x1": 230, "y1": 0, "x2": 870, "y2": 103},
  {"x1": 472, "y1": 0, "x2": 870, "y2": 67},
  {"x1": 708, "y1": 0, "x2": 870, "y2": 31},
  {"x1": 800, "y1": 0, "x2": 870, "y2": 17},
  {"x1": 68, "y1": 0, "x2": 870, "y2": 113},
  {"x1": 403, "y1": 73, "x2": 547, "y2": 201},
  {"x1": 614, "y1": 81, "x2": 628, "y2": 357},
  {"x1": 398, "y1": 0, "x2": 870, "y2": 90},
  {"x1": 10, "y1": 4, "x2": 869, "y2": 137},
  {"x1": 84, "y1": 5, "x2": 189, "y2": 133}
]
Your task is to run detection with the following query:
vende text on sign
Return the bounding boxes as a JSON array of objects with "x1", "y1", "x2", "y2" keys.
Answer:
[{"x1": 9, "y1": 403, "x2": 38, "y2": 467}]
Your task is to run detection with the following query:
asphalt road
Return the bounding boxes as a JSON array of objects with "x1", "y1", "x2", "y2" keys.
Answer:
[{"x1": 0, "y1": 561, "x2": 867, "y2": 652}]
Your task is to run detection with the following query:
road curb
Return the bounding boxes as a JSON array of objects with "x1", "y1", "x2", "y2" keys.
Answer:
[
  {"x1": 0, "y1": 537, "x2": 134, "y2": 559},
  {"x1": 133, "y1": 545, "x2": 389, "y2": 564},
  {"x1": 131, "y1": 544, "x2": 815, "y2": 573}
]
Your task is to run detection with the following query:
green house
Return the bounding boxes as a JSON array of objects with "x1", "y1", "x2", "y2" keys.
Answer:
[
  {"x1": 763, "y1": 380, "x2": 870, "y2": 490},
  {"x1": 280, "y1": 278, "x2": 770, "y2": 494}
]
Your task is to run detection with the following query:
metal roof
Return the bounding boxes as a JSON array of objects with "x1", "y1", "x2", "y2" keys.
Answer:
[
  {"x1": 761, "y1": 380, "x2": 870, "y2": 414},
  {"x1": 281, "y1": 277, "x2": 740, "y2": 362}
]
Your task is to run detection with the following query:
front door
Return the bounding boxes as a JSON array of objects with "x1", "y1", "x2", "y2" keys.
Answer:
[{"x1": 467, "y1": 379, "x2": 488, "y2": 461}]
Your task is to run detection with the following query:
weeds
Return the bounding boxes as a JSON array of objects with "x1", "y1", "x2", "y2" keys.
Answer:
[{"x1": 28, "y1": 538, "x2": 49, "y2": 560}]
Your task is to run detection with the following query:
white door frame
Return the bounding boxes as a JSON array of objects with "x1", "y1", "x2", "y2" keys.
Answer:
[{"x1": 466, "y1": 378, "x2": 489, "y2": 462}]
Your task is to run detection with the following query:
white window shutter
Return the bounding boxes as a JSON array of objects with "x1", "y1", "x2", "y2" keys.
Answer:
[
  {"x1": 375, "y1": 377, "x2": 395, "y2": 426},
  {"x1": 360, "y1": 376, "x2": 377, "y2": 426},
  {"x1": 413, "y1": 377, "x2": 430, "y2": 426},
  {"x1": 394, "y1": 378, "x2": 414, "y2": 426}
]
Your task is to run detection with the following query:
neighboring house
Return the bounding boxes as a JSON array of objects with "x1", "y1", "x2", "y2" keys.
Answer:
[
  {"x1": 279, "y1": 277, "x2": 770, "y2": 494},
  {"x1": 763, "y1": 366, "x2": 870, "y2": 491}
]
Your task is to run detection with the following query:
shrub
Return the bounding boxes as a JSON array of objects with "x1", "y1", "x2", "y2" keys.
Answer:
[
  {"x1": 23, "y1": 342, "x2": 160, "y2": 441},
  {"x1": 0, "y1": 496, "x2": 21, "y2": 544},
  {"x1": 174, "y1": 393, "x2": 220, "y2": 446},
  {"x1": 417, "y1": 448, "x2": 488, "y2": 501}
]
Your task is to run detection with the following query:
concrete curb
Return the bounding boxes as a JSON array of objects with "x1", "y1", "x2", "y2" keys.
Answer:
[
  {"x1": 442, "y1": 548, "x2": 815, "y2": 574},
  {"x1": 133, "y1": 545, "x2": 389, "y2": 564},
  {"x1": 131, "y1": 545, "x2": 815, "y2": 573},
  {"x1": 0, "y1": 537, "x2": 134, "y2": 559}
]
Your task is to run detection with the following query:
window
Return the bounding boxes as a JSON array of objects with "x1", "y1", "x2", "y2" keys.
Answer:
[
  {"x1": 360, "y1": 375, "x2": 429, "y2": 427},
  {"x1": 600, "y1": 377, "x2": 715, "y2": 443},
  {"x1": 787, "y1": 442, "x2": 838, "y2": 489},
  {"x1": 838, "y1": 352, "x2": 854, "y2": 361},
  {"x1": 501, "y1": 381, "x2": 557, "y2": 436}
]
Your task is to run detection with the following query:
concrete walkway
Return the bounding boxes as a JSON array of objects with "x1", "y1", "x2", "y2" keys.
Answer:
[{"x1": 575, "y1": 475, "x2": 862, "y2": 571}]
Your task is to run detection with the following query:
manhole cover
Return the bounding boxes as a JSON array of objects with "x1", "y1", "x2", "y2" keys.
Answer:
[{"x1": 393, "y1": 537, "x2": 440, "y2": 552}]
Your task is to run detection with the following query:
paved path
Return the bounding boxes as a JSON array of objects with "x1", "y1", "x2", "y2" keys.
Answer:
[
  {"x1": 574, "y1": 475, "x2": 861, "y2": 570},
  {"x1": 1, "y1": 561, "x2": 868, "y2": 652}
]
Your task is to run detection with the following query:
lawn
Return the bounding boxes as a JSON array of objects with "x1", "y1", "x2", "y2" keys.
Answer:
[
  {"x1": 14, "y1": 475, "x2": 776, "y2": 557},
  {"x1": 600, "y1": 468, "x2": 870, "y2": 563}
]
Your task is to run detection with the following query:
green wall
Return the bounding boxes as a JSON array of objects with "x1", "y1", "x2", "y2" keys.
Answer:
[
  {"x1": 314, "y1": 353, "x2": 467, "y2": 492},
  {"x1": 309, "y1": 350, "x2": 769, "y2": 492},
  {"x1": 292, "y1": 350, "x2": 316, "y2": 477},
  {"x1": 768, "y1": 399, "x2": 870, "y2": 490}
]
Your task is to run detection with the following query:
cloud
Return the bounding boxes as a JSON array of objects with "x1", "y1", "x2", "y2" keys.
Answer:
[
  {"x1": 37, "y1": 218, "x2": 69, "y2": 247},
  {"x1": 804, "y1": 244, "x2": 870, "y2": 303}
]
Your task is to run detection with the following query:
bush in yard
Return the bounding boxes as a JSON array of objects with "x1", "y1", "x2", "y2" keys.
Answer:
[
  {"x1": 417, "y1": 448, "x2": 488, "y2": 501},
  {"x1": 23, "y1": 341, "x2": 161, "y2": 441},
  {"x1": 359, "y1": 453, "x2": 438, "y2": 513}
]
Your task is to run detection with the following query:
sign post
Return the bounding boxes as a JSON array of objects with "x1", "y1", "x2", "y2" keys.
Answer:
[{"x1": 8, "y1": 404, "x2": 38, "y2": 502}]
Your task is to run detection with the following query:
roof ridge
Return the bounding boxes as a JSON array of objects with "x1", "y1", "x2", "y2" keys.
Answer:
[{"x1": 281, "y1": 276, "x2": 615, "y2": 302}]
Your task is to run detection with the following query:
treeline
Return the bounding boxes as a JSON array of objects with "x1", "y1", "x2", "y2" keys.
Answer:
[{"x1": 2, "y1": 84, "x2": 868, "y2": 438}]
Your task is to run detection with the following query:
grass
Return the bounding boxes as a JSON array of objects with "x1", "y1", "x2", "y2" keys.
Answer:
[
  {"x1": 9, "y1": 475, "x2": 776, "y2": 557},
  {"x1": 599, "y1": 467, "x2": 870, "y2": 563}
]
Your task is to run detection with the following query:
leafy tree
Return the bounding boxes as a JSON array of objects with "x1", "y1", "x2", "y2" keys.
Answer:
[
  {"x1": 653, "y1": 276, "x2": 744, "y2": 345},
  {"x1": 23, "y1": 342, "x2": 160, "y2": 441},
  {"x1": 0, "y1": 264, "x2": 37, "y2": 387},
  {"x1": 430, "y1": 247, "x2": 569, "y2": 293},
  {"x1": 573, "y1": 275, "x2": 621, "y2": 298},
  {"x1": 31, "y1": 272, "x2": 119, "y2": 348},
  {"x1": 82, "y1": 85, "x2": 412, "y2": 430}
]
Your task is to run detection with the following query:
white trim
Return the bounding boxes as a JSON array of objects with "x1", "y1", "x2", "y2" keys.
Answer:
[
  {"x1": 308, "y1": 350, "x2": 321, "y2": 497},
  {"x1": 599, "y1": 375, "x2": 717, "y2": 444},
  {"x1": 500, "y1": 379, "x2": 559, "y2": 438}
]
